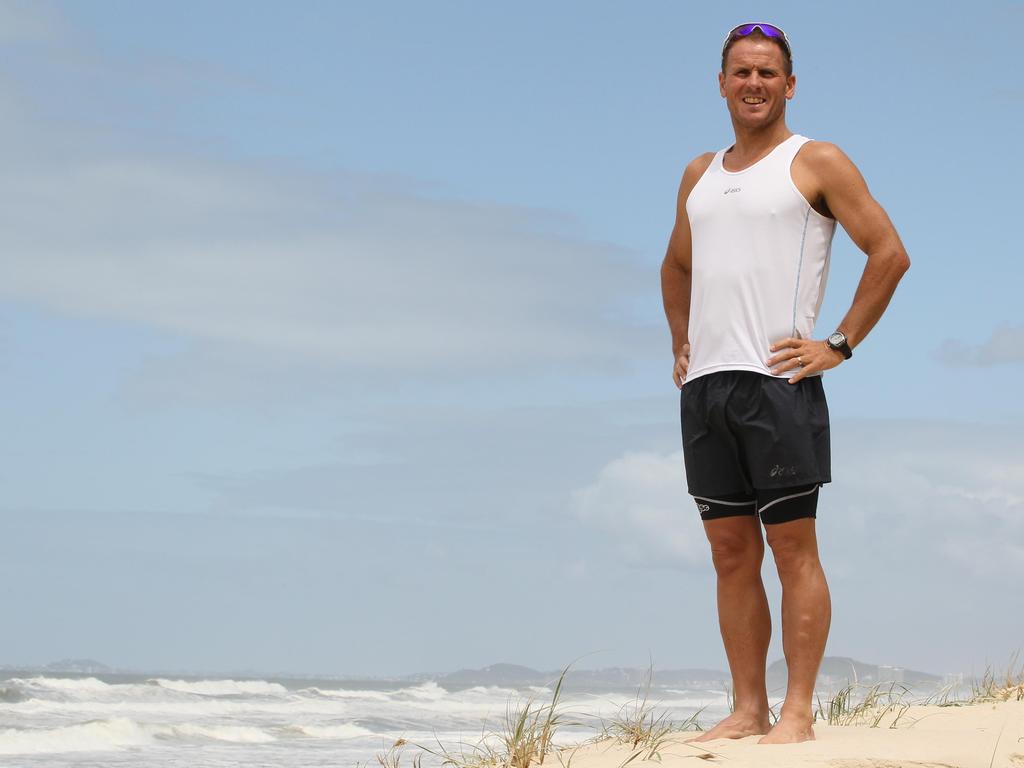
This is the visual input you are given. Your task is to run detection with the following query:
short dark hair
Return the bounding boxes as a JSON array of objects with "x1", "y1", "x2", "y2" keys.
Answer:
[{"x1": 721, "y1": 29, "x2": 793, "y2": 77}]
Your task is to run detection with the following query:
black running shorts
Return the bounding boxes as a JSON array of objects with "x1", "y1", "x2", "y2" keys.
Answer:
[{"x1": 680, "y1": 370, "x2": 831, "y2": 498}]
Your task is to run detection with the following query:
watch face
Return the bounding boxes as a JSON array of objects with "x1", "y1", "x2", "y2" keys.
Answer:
[{"x1": 828, "y1": 332, "x2": 846, "y2": 346}]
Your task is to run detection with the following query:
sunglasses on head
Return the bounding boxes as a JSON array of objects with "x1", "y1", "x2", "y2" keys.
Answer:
[{"x1": 722, "y1": 23, "x2": 792, "y2": 58}]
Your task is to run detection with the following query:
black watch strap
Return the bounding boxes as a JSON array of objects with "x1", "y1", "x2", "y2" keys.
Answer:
[{"x1": 826, "y1": 331, "x2": 853, "y2": 360}]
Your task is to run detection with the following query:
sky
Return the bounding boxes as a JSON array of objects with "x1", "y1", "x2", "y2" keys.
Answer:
[{"x1": 1, "y1": 0, "x2": 1022, "y2": 680}]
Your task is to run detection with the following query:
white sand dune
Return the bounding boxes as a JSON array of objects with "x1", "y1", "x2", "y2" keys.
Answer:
[{"x1": 547, "y1": 699, "x2": 1024, "y2": 768}]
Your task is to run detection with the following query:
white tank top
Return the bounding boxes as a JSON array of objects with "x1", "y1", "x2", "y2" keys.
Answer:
[{"x1": 684, "y1": 134, "x2": 837, "y2": 384}]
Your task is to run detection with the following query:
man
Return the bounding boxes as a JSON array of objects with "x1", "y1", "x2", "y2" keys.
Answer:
[{"x1": 660, "y1": 23, "x2": 910, "y2": 745}]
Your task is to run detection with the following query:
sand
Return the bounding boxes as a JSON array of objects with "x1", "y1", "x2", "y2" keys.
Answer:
[{"x1": 549, "y1": 699, "x2": 1024, "y2": 768}]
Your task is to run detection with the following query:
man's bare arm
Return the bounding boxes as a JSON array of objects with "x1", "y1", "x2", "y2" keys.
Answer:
[
  {"x1": 768, "y1": 143, "x2": 910, "y2": 382},
  {"x1": 661, "y1": 153, "x2": 714, "y2": 388},
  {"x1": 814, "y1": 142, "x2": 911, "y2": 349}
]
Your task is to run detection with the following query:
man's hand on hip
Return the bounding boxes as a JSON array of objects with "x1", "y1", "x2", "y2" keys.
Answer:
[
  {"x1": 767, "y1": 337, "x2": 845, "y2": 383},
  {"x1": 673, "y1": 343, "x2": 691, "y2": 390}
]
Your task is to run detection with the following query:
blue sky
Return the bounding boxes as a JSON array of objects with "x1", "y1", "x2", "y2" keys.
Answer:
[{"x1": 1, "y1": 0, "x2": 1022, "y2": 679}]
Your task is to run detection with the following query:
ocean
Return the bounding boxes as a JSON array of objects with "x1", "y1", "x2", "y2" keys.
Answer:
[{"x1": 0, "y1": 672, "x2": 730, "y2": 767}]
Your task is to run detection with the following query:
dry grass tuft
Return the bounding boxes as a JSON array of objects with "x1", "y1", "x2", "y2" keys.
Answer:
[
  {"x1": 374, "y1": 650, "x2": 1024, "y2": 768},
  {"x1": 410, "y1": 662, "x2": 580, "y2": 768},
  {"x1": 966, "y1": 651, "x2": 1024, "y2": 704},
  {"x1": 814, "y1": 681, "x2": 913, "y2": 728},
  {"x1": 498, "y1": 668, "x2": 573, "y2": 768},
  {"x1": 809, "y1": 649, "x2": 1024, "y2": 732},
  {"x1": 377, "y1": 738, "x2": 424, "y2": 768},
  {"x1": 599, "y1": 662, "x2": 704, "y2": 767}
]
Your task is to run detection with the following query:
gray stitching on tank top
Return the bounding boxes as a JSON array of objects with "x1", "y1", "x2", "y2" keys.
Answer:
[{"x1": 791, "y1": 207, "x2": 811, "y2": 337}]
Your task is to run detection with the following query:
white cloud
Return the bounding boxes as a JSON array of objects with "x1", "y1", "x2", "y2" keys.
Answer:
[
  {"x1": 934, "y1": 324, "x2": 1024, "y2": 367},
  {"x1": 0, "y1": 11, "x2": 657, "y2": 379},
  {"x1": 1, "y1": 148, "x2": 653, "y2": 373},
  {"x1": 574, "y1": 420, "x2": 1024, "y2": 581},
  {"x1": 572, "y1": 450, "x2": 710, "y2": 570},
  {"x1": 827, "y1": 420, "x2": 1024, "y2": 581}
]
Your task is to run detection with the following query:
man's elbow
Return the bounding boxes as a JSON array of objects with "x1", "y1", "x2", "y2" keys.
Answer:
[
  {"x1": 873, "y1": 246, "x2": 910, "y2": 276},
  {"x1": 895, "y1": 249, "x2": 911, "y2": 275}
]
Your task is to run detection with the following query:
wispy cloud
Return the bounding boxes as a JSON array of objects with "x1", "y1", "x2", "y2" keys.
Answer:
[
  {"x1": 4, "y1": 156, "x2": 651, "y2": 373},
  {"x1": 0, "y1": 4, "x2": 657, "y2": 387},
  {"x1": 572, "y1": 450, "x2": 708, "y2": 570},
  {"x1": 575, "y1": 419, "x2": 1024, "y2": 580},
  {"x1": 933, "y1": 324, "x2": 1024, "y2": 367}
]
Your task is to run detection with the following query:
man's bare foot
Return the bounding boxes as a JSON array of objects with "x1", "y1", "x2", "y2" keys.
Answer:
[
  {"x1": 757, "y1": 714, "x2": 815, "y2": 744},
  {"x1": 684, "y1": 711, "x2": 770, "y2": 743}
]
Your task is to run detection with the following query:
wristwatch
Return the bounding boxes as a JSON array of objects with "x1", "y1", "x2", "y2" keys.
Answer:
[{"x1": 825, "y1": 330, "x2": 853, "y2": 360}]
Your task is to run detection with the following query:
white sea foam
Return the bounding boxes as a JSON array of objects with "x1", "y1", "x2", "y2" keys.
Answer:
[
  {"x1": 168, "y1": 723, "x2": 276, "y2": 743},
  {"x1": 661, "y1": 690, "x2": 728, "y2": 707},
  {"x1": 0, "y1": 673, "x2": 720, "y2": 763},
  {"x1": 463, "y1": 685, "x2": 519, "y2": 697},
  {"x1": 303, "y1": 686, "x2": 392, "y2": 701},
  {"x1": 395, "y1": 682, "x2": 448, "y2": 701},
  {"x1": 10, "y1": 677, "x2": 113, "y2": 696},
  {"x1": 295, "y1": 722, "x2": 374, "y2": 739},
  {"x1": 150, "y1": 679, "x2": 290, "y2": 696},
  {"x1": 3, "y1": 695, "x2": 350, "y2": 718},
  {"x1": 0, "y1": 717, "x2": 153, "y2": 754},
  {"x1": 0, "y1": 717, "x2": 280, "y2": 755}
]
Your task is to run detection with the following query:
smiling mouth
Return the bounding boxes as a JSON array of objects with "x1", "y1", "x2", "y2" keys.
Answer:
[{"x1": 742, "y1": 96, "x2": 766, "y2": 105}]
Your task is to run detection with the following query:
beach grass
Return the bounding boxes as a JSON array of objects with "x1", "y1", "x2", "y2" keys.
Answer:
[
  {"x1": 919, "y1": 680, "x2": 961, "y2": 707},
  {"x1": 409, "y1": 662, "x2": 581, "y2": 768},
  {"x1": 374, "y1": 650, "x2": 1024, "y2": 768},
  {"x1": 499, "y1": 663, "x2": 574, "y2": 768},
  {"x1": 814, "y1": 680, "x2": 913, "y2": 727},
  {"x1": 597, "y1": 662, "x2": 704, "y2": 766},
  {"x1": 376, "y1": 739, "x2": 423, "y2": 768},
  {"x1": 966, "y1": 651, "x2": 1024, "y2": 704},
  {"x1": 807, "y1": 650, "x2": 1024, "y2": 730}
]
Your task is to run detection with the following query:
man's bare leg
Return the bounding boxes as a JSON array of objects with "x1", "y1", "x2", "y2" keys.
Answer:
[
  {"x1": 758, "y1": 517, "x2": 831, "y2": 745},
  {"x1": 687, "y1": 514, "x2": 772, "y2": 742}
]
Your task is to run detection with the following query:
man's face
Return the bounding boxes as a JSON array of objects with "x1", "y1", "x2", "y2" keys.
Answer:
[{"x1": 718, "y1": 37, "x2": 795, "y2": 129}]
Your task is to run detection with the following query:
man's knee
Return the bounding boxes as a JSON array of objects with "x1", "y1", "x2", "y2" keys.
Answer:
[
  {"x1": 705, "y1": 519, "x2": 764, "y2": 575},
  {"x1": 765, "y1": 519, "x2": 820, "y2": 574}
]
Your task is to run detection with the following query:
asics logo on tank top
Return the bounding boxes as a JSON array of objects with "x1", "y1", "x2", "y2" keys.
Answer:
[{"x1": 683, "y1": 134, "x2": 839, "y2": 384}]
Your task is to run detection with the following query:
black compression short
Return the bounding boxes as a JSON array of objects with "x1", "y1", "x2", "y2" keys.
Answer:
[
  {"x1": 693, "y1": 483, "x2": 821, "y2": 525},
  {"x1": 680, "y1": 369, "x2": 831, "y2": 499}
]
